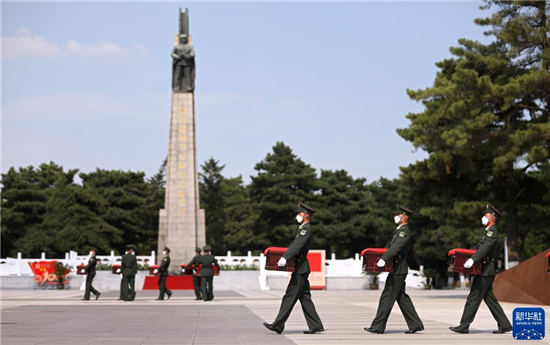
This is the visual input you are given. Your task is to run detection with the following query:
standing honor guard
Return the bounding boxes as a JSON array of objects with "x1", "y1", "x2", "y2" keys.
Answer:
[
  {"x1": 81, "y1": 247, "x2": 101, "y2": 301},
  {"x1": 187, "y1": 247, "x2": 203, "y2": 300},
  {"x1": 117, "y1": 246, "x2": 126, "y2": 301},
  {"x1": 121, "y1": 244, "x2": 138, "y2": 302},
  {"x1": 450, "y1": 203, "x2": 512, "y2": 334},
  {"x1": 197, "y1": 245, "x2": 219, "y2": 301},
  {"x1": 157, "y1": 247, "x2": 173, "y2": 300},
  {"x1": 264, "y1": 202, "x2": 324, "y2": 335},
  {"x1": 365, "y1": 205, "x2": 424, "y2": 334}
]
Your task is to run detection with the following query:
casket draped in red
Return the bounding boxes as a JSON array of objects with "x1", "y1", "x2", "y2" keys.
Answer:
[
  {"x1": 181, "y1": 263, "x2": 194, "y2": 275},
  {"x1": 112, "y1": 264, "x2": 121, "y2": 274},
  {"x1": 448, "y1": 248, "x2": 482, "y2": 275},
  {"x1": 361, "y1": 248, "x2": 394, "y2": 273},
  {"x1": 76, "y1": 264, "x2": 87, "y2": 275},
  {"x1": 264, "y1": 247, "x2": 297, "y2": 272},
  {"x1": 149, "y1": 264, "x2": 159, "y2": 275},
  {"x1": 448, "y1": 248, "x2": 476, "y2": 257}
]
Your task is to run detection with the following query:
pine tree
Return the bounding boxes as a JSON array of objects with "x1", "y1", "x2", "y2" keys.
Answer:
[
  {"x1": 315, "y1": 170, "x2": 373, "y2": 258},
  {"x1": 80, "y1": 169, "x2": 153, "y2": 254},
  {"x1": 1, "y1": 162, "x2": 69, "y2": 257},
  {"x1": 249, "y1": 142, "x2": 318, "y2": 248},
  {"x1": 221, "y1": 176, "x2": 258, "y2": 255},
  {"x1": 199, "y1": 158, "x2": 227, "y2": 252},
  {"x1": 40, "y1": 171, "x2": 122, "y2": 256},
  {"x1": 397, "y1": 0, "x2": 550, "y2": 262}
]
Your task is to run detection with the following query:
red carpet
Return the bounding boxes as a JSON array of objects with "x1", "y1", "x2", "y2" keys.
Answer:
[{"x1": 143, "y1": 276, "x2": 195, "y2": 290}]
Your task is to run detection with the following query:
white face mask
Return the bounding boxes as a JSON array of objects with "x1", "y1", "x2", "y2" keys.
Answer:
[
  {"x1": 482, "y1": 215, "x2": 491, "y2": 226},
  {"x1": 296, "y1": 215, "x2": 304, "y2": 224},
  {"x1": 163, "y1": 251, "x2": 167, "y2": 256},
  {"x1": 394, "y1": 215, "x2": 402, "y2": 224},
  {"x1": 89, "y1": 252, "x2": 93, "y2": 256}
]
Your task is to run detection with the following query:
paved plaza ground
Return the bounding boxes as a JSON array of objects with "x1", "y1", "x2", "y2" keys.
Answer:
[{"x1": 1, "y1": 289, "x2": 549, "y2": 345}]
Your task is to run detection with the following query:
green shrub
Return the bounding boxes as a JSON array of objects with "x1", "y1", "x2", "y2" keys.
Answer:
[{"x1": 219, "y1": 264, "x2": 260, "y2": 271}]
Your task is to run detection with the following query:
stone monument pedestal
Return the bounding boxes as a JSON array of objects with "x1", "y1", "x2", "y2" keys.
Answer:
[{"x1": 158, "y1": 93, "x2": 205, "y2": 271}]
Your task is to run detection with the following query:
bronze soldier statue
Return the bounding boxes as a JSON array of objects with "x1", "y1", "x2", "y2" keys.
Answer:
[{"x1": 171, "y1": 34, "x2": 195, "y2": 93}]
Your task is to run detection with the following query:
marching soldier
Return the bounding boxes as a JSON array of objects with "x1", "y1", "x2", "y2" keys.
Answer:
[
  {"x1": 117, "y1": 248, "x2": 125, "y2": 301},
  {"x1": 186, "y1": 247, "x2": 203, "y2": 300},
  {"x1": 156, "y1": 247, "x2": 173, "y2": 300},
  {"x1": 264, "y1": 202, "x2": 324, "y2": 335},
  {"x1": 197, "y1": 245, "x2": 219, "y2": 301},
  {"x1": 81, "y1": 247, "x2": 101, "y2": 301},
  {"x1": 450, "y1": 203, "x2": 512, "y2": 334},
  {"x1": 121, "y1": 244, "x2": 138, "y2": 302},
  {"x1": 365, "y1": 204, "x2": 424, "y2": 334}
]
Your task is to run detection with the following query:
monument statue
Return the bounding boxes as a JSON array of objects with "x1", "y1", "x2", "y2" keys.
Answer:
[
  {"x1": 159, "y1": 7, "x2": 205, "y2": 271},
  {"x1": 171, "y1": 9, "x2": 195, "y2": 93}
]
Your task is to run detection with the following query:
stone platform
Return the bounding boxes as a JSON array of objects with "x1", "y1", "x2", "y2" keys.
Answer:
[{"x1": 1, "y1": 289, "x2": 549, "y2": 345}]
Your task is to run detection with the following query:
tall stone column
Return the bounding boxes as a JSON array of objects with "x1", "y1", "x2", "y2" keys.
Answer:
[{"x1": 158, "y1": 93, "x2": 206, "y2": 272}]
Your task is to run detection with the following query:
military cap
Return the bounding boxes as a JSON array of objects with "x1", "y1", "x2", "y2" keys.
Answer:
[
  {"x1": 394, "y1": 204, "x2": 414, "y2": 216},
  {"x1": 295, "y1": 201, "x2": 316, "y2": 214},
  {"x1": 90, "y1": 247, "x2": 98, "y2": 253},
  {"x1": 482, "y1": 203, "x2": 502, "y2": 218},
  {"x1": 203, "y1": 245, "x2": 212, "y2": 252},
  {"x1": 125, "y1": 244, "x2": 135, "y2": 250},
  {"x1": 164, "y1": 247, "x2": 171, "y2": 252},
  {"x1": 195, "y1": 247, "x2": 202, "y2": 253}
]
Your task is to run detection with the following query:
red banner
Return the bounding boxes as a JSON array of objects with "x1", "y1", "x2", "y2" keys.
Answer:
[
  {"x1": 307, "y1": 250, "x2": 326, "y2": 290},
  {"x1": 28, "y1": 261, "x2": 71, "y2": 286}
]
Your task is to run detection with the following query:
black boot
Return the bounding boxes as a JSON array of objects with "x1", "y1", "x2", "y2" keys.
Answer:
[
  {"x1": 405, "y1": 326, "x2": 424, "y2": 334},
  {"x1": 364, "y1": 327, "x2": 384, "y2": 334},
  {"x1": 449, "y1": 326, "x2": 468, "y2": 334},
  {"x1": 263, "y1": 322, "x2": 283, "y2": 334},
  {"x1": 493, "y1": 328, "x2": 512, "y2": 334},
  {"x1": 303, "y1": 328, "x2": 324, "y2": 334}
]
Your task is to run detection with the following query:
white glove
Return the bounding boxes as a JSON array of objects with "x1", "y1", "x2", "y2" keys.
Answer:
[
  {"x1": 376, "y1": 259, "x2": 386, "y2": 267},
  {"x1": 153, "y1": 269, "x2": 158, "y2": 274},
  {"x1": 277, "y1": 257, "x2": 287, "y2": 267},
  {"x1": 464, "y1": 258, "x2": 474, "y2": 269},
  {"x1": 120, "y1": 274, "x2": 124, "y2": 280},
  {"x1": 80, "y1": 269, "x2": 85, "y2": 274}
]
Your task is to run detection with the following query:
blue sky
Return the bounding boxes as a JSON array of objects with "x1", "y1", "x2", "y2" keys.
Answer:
[{"x1": 2, "y1": 2, "x2": 495, "y2": 183}]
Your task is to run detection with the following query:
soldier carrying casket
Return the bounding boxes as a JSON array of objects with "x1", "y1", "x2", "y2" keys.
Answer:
[
  {"x1": 449, "y1": 203, "x2": 512, "y2": 334},
  {"x1": 364, "y1": 204, "x2": 424, "y2": 334},
  {"x1": 196, "y1": 245, "x2": 219, "y2": 301},
  {"x1": 186, "y1": 247, "x2": 203, "y2": 300},
  {"x1": 81, "y1": 247, "x2": 101, "y2": 301},
  {"x1": 156, "y1": 247, "x2": 173, "y2": 300},
  {"x1": 263, "y1": 202, "x2": 324, "y2": 335}
]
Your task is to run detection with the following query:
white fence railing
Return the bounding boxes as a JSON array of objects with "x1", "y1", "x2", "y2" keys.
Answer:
[
  {"x1": 1, "y1": 250, "x2": 427, "y2": 289},
  {"x1": 215, "y1": 251, "x2": 262, "y2": 267},
  {"x1": 2, "y1": 250, "x2": 366, "y2": 276},
  {"x1": 0, "y1": 251, "x2": 156, "y2": 276}
]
